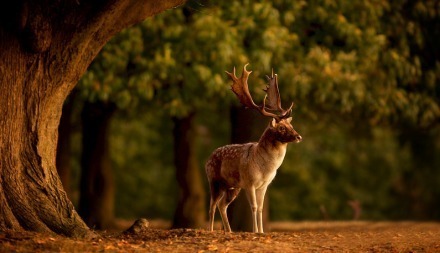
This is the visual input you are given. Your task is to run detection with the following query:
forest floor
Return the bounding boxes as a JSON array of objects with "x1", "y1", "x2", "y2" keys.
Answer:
[{"x1": 1, "y1": 221, "x2": 439, "y2": 252}]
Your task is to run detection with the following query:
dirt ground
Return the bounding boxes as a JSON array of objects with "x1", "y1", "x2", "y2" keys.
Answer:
[{"x1": 1, "y1": 221, "x2": 439, "y2": 252}]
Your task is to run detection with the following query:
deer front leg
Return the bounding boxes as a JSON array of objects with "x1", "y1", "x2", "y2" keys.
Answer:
[
  {"x1": 256, "y1": 186, "x2": 268, "y2": 233},
  {"x1": 245, "y1": 187, "x2": 258, "y2": 233}
]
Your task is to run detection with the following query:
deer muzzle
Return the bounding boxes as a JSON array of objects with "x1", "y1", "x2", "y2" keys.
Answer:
[{"x1": 294, "y1": 134, "x2": 302, "y2": 143}]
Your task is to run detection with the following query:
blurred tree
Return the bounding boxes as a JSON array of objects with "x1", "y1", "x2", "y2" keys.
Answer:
[
  {"x1": 76, "y1": 24, "x2": 155, "y2": 228},
  {"x1": 79, "y1": 101, "x2": 116, "y2": 229},
  {"x1": 172, "y1": 113, "x2": 205, "y2": 228},
  {"x1": 382, "y1": 0, "x2": 440, "y2": 219}
]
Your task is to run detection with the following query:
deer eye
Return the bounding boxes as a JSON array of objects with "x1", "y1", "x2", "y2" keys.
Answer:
[{"x1": 279, "y1": 126, "x2": 285, "y2": 131}]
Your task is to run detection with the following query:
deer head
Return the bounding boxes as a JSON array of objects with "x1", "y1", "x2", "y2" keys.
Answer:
[{"x1": 226, "y1": 64, "x2": 302, "y2": 143}]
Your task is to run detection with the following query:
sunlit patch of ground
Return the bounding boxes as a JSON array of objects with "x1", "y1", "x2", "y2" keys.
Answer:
[{"x1": 1, "y1": 221, "x2": 439, "y2": 252}]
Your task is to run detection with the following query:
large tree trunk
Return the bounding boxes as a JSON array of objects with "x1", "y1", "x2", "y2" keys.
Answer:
[
  {"x1": 172, "y1": 113, "x2": 206, "y2": 228},
  {"x1": 0, "y1": 0, "x2": 185, "y2": 236},
  {"x1": 79, "y1": 101, "x2": 116, "y2": 229},
  {"x1": 228, "y1": 106, "x2": 270, "y2": 232}
]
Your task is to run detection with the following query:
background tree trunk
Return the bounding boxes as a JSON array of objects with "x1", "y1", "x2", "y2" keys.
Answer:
[
  {"x1": 396, "y1": 128, "x2": 440, "y2": 219},
  {"x1": 228, "y1": 105, "x2": 270, "y2": 232},
  {"x1": 79, "y1": 101, "x2": 116, "y2": 230},
  {"x1": 0, "y1": 0, "x2": 185, "y2": 236},
  {"x1": 172, "y1": 113, "x2": 206, "y2": 228}
]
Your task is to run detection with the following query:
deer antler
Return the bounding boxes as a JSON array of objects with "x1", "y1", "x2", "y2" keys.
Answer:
[
  {"x1": 264, "y1": 70, "x2": 294, "y2": 119},
  {"x1": 225, "y1": 64, "x2": 259, "y2": 110},
  {"x1": 226, "y1": 64, "x2": 293, "y2": 121}
]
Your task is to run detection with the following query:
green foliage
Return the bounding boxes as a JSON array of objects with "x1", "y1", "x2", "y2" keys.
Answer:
[
  {"x1": 79, "y1": 26, "x2": 155, "y2": 109},
  {"x1": 269, "y1": 0, "x2": 439, "y2": 128},
  {"x1": 140, "y1": 6, "x2": 242, "y2": 117},
  {"x1": 79, "y1": 0, "x2": 440, "y2": 125}
]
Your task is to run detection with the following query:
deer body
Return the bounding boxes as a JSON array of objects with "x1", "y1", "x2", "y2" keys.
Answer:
[
  {"x1": 206, "y1": 64, "x2": 301, "y2": 233},
  {"x1": 207, "y1": 130, "x2": 287, "y2": 193}
]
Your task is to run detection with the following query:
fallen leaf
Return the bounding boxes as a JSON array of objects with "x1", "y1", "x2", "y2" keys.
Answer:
[{"x1": 207, "y1": 244, "x2": 218, "y2": 251}]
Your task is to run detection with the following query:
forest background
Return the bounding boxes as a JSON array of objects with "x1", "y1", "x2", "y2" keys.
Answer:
[{"x1": 56, "y1": 0, "x2": 440, "y2": 231}]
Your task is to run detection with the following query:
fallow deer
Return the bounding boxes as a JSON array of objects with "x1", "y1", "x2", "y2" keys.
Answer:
[{"x1": 205, "y1": 64, "x2": 302, "y2": 233}]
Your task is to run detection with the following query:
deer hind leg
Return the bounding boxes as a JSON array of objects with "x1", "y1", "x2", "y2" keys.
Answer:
[
  {"x1": 208, "y1": 181, "x2": 223, "y2": 232},
  {"x1": 218, "y1": 188, "x2": 241, "y2": 232}
]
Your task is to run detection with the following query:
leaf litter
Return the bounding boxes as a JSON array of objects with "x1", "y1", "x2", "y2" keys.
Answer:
[{"x1": 0, "y1": 221, "x2": 439, "y2": 252}]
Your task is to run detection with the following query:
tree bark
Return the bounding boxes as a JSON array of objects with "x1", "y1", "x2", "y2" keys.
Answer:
[
  {"x1": 228, "y1": 105, "x2": 270, "y2": 232},
  {"x1": 79, "y1": 101, "x2": 116, "y2": 230},
  {"x1": 172, "y1": 113, "x2": 206, "y2": 228},
  {"x1": 0, "y1": 0, "x2": 185, "y2": 236}
]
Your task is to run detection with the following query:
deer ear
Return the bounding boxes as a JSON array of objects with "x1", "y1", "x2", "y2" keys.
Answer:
[
  {"x1": 271, "y1": 118, "x2": 277, "y2": 127},
  {"x1": 286, "y1": 117, "x2": 292, "y2": 123}
]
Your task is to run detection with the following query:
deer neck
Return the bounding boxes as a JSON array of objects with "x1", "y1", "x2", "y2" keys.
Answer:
[{"x1": 257, "y1": 127, "x2": 287, "y2": 156}]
